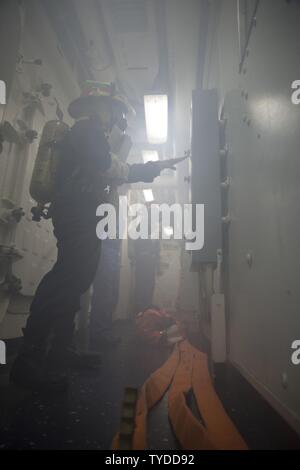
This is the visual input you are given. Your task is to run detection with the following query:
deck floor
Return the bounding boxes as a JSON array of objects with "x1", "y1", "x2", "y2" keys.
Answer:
[{"x1": 0, "y1": 321, "x2": 299, "y2": 450}]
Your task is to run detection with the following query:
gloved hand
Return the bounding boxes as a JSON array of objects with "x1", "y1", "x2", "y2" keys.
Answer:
[
  {"x1": 128, "y1": 152, "x2": 190, "y2": 183},
  {"x1": 156, "y1": 153, "x2": 189, "y2": 172}
]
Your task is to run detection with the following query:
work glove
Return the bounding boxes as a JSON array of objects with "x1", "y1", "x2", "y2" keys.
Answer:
[{"x1": 156, "y1": 152, "x2": 190, "y2": 172}]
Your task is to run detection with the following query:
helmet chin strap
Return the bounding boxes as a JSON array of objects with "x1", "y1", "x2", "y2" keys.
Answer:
[
  {"x1": 110, "y1": 98, "x2": 128, "y2": 132},
  {"x1": 109, "y1": 114, "x2": 127, "y2": 132},
  {"x1": 116, "y1": 116, "x2": 127, "y2": 132}
]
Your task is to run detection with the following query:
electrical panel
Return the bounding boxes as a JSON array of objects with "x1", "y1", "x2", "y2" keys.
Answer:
[{"x1": 191, "y1": 88, "x2": 222, "y2": 265}]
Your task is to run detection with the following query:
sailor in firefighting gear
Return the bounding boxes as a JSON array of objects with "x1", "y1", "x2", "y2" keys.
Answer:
[{"x1": 10, "y1": 81, "x2": 186, "y2": 392}]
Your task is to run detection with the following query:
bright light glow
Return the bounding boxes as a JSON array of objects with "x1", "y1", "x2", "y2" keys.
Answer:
[
  {"x1": 144, "y1": 94, "x2": 168, "y2": 144},
  {"x1": 250, "y1": 96, "x2": 293, "y2": 131},
  {"x1": 142, "y1": 150, "x2": 159, "y2": 163},
  {"x1": 143, "y1": 189, "x2": 154, "y2": 202},
  {"x1": 163, "y1": 226, "x2": 174, "y2": 237}
]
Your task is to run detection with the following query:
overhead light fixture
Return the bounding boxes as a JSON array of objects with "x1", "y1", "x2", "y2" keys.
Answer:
[
  {"x1": 142, "y1": 150, "x2": 159, "y2": 163},
  {"x1": 144, "y1": 94, "x2": 168, "y2": 144},
  {"x1": 143, "y1": 189, "x2": 154, "y2": 202}
]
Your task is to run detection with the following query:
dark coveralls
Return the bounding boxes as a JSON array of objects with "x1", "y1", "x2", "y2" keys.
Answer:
[
  {"x1": 89, "y1": 238, "x2": 121, "y2": 343},
  {"x1": 23, "y1": 117, "x2": 160, "y2": 355},
  {"x1": 24, "y1": 117, "x2": 111, "y2": 354}
]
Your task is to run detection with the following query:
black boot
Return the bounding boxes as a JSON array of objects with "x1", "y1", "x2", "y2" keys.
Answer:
[
  {"x1": 90, "y1": 331, "x2": 122, "y2": 351},
  {"x1": 101, "y1": 333, "x2": 121, "y2": 348},
  {"x1": 66, "y1": 348, "x2": 102, "y2": 370},
  {"x1": 10, "y1": 345, "x2": 69, "y2": 393},
  {"x1": 47, "y1": 347, "x2": 101, "y2": 371}
]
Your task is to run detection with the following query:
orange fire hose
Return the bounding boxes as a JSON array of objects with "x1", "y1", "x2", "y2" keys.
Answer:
[{"x1": 112, "y1": 340, "x2": 248, "y2": 450}]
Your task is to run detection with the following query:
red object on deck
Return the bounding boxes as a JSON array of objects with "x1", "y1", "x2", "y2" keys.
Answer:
[{"x1": 135, "y1": 307, "x2": 175, "y2": 344}]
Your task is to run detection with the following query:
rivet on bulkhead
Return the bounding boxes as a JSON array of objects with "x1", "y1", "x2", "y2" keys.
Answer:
[
  {"x1": 219, "y1": 146, "x2": 228, "y2": 158},
  {"x1": 222, "y1": 214, "x2": 231, "y2": 225},
  {"x1": 246, "y1": 252, "x2": 253, "y2": 268},
  {"x1": 219, "y1": 118, "x2": 227, "y2": 129},
  {"x1": 221, "y1": 177, "x2": 230, "y2": 189}
]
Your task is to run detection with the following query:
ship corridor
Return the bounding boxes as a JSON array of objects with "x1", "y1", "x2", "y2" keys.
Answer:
[{"x1": 1, "y1": 0, "x2": 300, "y2": 452}]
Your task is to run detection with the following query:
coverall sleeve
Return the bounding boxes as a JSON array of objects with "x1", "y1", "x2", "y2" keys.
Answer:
[
  {"x1": 127, "y1": 162, "x2": 161, "y2": 183},
  {"x1": 100, "y1": 159, "x2": 161, "y2": 185}
]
